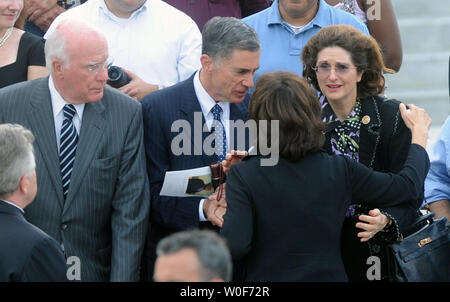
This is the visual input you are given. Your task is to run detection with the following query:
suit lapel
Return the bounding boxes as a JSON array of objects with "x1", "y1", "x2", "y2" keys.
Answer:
[
  {"x1": 359, "y1": 96, "x2": 382, "y2": 168},
  {"x1": 27, "y1": 80, "x2": 64, "y2": 207},
  {"x1": 63, "y1": 100, "x2": 106, "y2": 213},
  {"x1": 179, "y1": 76, "x2": 217, "y2": 166}
]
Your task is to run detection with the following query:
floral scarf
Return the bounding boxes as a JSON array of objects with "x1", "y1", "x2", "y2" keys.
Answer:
[
  {"x1": 320, "y1": 95, "x2": 362, "y2": 161},
  {"x1": 320, "y1": 95, "x2": 363, "y2": 217}
]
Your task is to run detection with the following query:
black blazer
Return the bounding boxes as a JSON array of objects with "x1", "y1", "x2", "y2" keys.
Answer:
[
  {"x1": 141, "y1": 73, "x2": 249, "y2": 278},
  {"x1": 220, "y1": 144, "x2": 429, "y2": 281},
  {"x1": 323, "y1": 96, "x2": 420, "y2": 280},
  {"x1": 324, "y1": 96, "x2": 418, "y2": 230},
  {"x1": 0, "y1": 200, "x2": 67, "y2": 282}
]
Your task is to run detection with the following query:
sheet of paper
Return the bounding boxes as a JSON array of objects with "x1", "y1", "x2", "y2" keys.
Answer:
[{"x1": 160, "y1": 166, "x2": 214, "y2": 198}]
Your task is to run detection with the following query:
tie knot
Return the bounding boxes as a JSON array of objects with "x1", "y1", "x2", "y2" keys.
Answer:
[
  {"x1": 211, "y1": 104, "x2": 222, "y2": 120},
  {"x1": 63, "y1": 104, "x2": 76, "y2": 120}
]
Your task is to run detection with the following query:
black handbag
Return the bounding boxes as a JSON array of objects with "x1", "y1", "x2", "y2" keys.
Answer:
[{"x1": 390, "y1": 212, "x2": 450, "y2": 281}]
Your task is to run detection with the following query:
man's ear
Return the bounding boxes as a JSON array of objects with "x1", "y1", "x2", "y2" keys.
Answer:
[
  {"x1": 52, "y1": 58, "x2": 64, "y2": 79},
  {"x1": 18, "y1": 174, "x2": 29, "y2": 196},
  {"x1": 201, "y1": 54, "x2": 215, "y2": 74}
]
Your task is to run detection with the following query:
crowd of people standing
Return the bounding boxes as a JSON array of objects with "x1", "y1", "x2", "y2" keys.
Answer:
[{"x1": 0, "y1": 0, "x2": 448, "y2": 282}]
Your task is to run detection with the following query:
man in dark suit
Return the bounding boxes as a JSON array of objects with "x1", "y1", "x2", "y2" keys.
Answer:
[
  {"x1": 0, "y1": 123, "x2": 67, "y2": 282},
  {"x1": 141, "y1": 17, "x2": 260, "y2": 280},
  {"x1": 0, "y1": 18, "x2": 149, "y2": 281}
]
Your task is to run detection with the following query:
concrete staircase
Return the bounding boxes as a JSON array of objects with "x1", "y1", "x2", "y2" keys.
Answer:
[{"x1": 386, "y1": 0, "x2": 449, "y2": 136}]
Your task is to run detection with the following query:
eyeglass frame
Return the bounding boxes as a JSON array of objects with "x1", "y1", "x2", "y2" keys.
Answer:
[
  {"x1": 312, "y1": 63, "x2": 359, "y2": 76},
  {"x1": 85, "y1": 57, "x2": 114, "y2": 75}
]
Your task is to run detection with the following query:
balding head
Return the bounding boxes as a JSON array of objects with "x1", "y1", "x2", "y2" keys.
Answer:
[
  {"x1": 45, "y1": 19, "x2": 108, "y2": 74},
  {"x1": 45, "y1": 18, "x2": 110, "y2": 104}
]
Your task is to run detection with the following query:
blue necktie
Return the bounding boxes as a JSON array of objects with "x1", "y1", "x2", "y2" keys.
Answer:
[
  {"x1": 60, "y1": 104, "x2": 78, "y2": 198},
  {"x1": 211, "y1": 104, "x2": 227, "y2": 162}
]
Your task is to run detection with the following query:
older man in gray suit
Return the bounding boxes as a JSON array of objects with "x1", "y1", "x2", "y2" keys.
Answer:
[{"x1": 0, "y1": 19, "x2": 149, "y2": 281}]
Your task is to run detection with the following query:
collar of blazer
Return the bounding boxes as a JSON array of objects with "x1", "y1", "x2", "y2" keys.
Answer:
[
  {"x1": 0, "y1": 200, "x2": 24, "y2": 217},
  {"x1": 358, "y1": 95, "x2": 383, "y2": 168}
]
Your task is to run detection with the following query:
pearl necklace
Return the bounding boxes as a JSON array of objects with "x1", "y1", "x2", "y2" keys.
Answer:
[{"x1": 0, "y1": 28, "x2": 13, "y2": 48}]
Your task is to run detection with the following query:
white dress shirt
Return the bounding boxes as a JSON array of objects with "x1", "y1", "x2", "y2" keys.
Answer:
[
  {"x1": 48, "y1": 76, "x2": 85, "y2": 151},
  {"x1": 193, "y1": 70, "x2": 231, "y2": 149},
  {"x1": 45, "y1": 0, "x2": 202, "y2": 88},
  {"x1": 193, "y1": 70, "x2": 231, "y2": 222}
]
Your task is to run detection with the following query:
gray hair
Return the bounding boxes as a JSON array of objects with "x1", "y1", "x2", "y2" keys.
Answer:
[
  {"x1": 45, "y1": 18, "x2": 107, "y2": 73},
  {"x1": 156, "y1": 229, "x2": 233, "y2": 282},
  {"x1": 202, "y1": 17, "x2": 260, "y2": 65},
  {"x1": 0, "y1": 124, "x2": 35, "y2": 197},
  {"x1": 45, "y1": 26, "x2": 69, "y2": 73}
]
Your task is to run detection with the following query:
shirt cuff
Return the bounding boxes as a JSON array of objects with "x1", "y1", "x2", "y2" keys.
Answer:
[{"x1": 199, "y1": 199, "x2": 208, "y2": 222}]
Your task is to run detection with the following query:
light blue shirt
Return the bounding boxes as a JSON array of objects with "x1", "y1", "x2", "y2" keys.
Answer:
[
  {"x1": 423, "y1": 116, "x2": 450, "y2": 208},
  {"x1": 243, "y1": 0, "x2": 369, "y2": 85}
]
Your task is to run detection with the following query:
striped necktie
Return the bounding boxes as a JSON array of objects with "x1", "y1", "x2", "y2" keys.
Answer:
[
  {"x1": 60, "y1": 104, "x2": 78, "y2": 199},
  {"x1": 211, "y1": 104, "x2": 227, "y2": 162}
]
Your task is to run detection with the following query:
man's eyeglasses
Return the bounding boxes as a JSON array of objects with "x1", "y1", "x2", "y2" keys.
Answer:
[
  {"x1": 313, "y1": 63, "x2": 357, "y2": 76},
  {"x1": 85, "y1": 57, "x2": 114, "y2": 75}
]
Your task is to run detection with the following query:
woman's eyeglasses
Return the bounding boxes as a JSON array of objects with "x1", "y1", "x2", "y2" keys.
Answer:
[{"x1": 313, "y1": 63, "x2": 357, "y2": 76}]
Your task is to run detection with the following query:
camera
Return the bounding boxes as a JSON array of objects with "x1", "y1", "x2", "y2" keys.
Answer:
[{"x1": 107, "y1": 66, "x2": 131, "y2": 88}]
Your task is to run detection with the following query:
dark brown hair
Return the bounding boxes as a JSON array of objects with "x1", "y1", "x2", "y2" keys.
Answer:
[
  {"x1": 249, "y1": 71, "x2": 325, "y2": 162},
  {"x1": 302, "y1": 25, "x2": 393, "y2": 99}
]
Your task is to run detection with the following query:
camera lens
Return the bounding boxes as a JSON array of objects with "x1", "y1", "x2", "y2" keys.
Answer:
[
  {"x1": 108, "y1": 68, "x2": 120, "y2": 80},
  {"x1": 107, "y1": 66, "x2": 131, "y2": 88}
]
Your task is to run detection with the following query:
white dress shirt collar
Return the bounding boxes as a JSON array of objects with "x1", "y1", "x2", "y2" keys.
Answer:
[
  {"x1": 0, "y1": 199, "x2": 24, "y2": 214},
  {"x1": 48, "y1": 76, "x2": 85, "y2": 123},
  {"x1": 193, "y1": 70, "x2": 230, "y2": 124},
  {"x1": 48, "y1": 76, "x2": 85, "y2": 151}
]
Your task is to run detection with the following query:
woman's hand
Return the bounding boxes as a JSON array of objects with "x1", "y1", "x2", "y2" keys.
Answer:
[
  {"x1": 222, "y1": 150, "x2": 248, "y2": 173},
  {"x1": 356, "y1": 208, "x2": 390, "y2": 242},
  {"x1": 399, "y1": 103, "x2": 431, "y2": 149}
]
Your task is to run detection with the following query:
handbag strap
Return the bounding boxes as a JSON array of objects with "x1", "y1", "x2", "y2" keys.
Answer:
[
  {"x1": 403, "y1": 212, "x2": 436, "y2": 238},
  {"x1": 412, "y1": 212, "x2": 435, "y2": 227}
]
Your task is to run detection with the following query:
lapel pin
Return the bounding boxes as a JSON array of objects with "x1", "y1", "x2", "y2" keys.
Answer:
[{"x1": 362, "y1": 115, "x2": 371, "y2": 125}]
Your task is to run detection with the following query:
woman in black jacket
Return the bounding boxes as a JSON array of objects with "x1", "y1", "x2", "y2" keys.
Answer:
[{"x1": 302, "y1": 25, "x2": 421, "y2": 281}]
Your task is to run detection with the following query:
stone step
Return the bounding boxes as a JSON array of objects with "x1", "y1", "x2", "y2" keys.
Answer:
[
  {"x1": 392, "y1": 0, "x2": 450, "y2": 18},
  {"x1": 397, "y1": 17, "x2": 450, "y2": 54},
  {"x1": 388, "y1": 0, "x2": 449, "y2": 131},
  {"x1": 385, "y1": 52, "x2": 448, "y2": 91},
  {"x1": 385, "y1": 89, "x2": 449, "y2": 125}
]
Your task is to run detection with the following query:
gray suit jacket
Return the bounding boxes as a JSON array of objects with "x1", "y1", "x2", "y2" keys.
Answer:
[{"x1": 0, "y1": 77, "x2": 150, "y2": 281}]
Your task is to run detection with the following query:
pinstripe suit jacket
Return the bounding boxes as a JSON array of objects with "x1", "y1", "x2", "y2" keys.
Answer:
[
  {"x1": 141, "y1": 73, "x2": 249, "y2": 275},
  {"x1": 0, "y1": 77, "x2": 150, "y2": 281}
]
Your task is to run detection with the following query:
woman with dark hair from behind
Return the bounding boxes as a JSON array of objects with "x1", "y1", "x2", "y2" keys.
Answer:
[
  {"x1": 220, "y1": 71, "x2": 431, "y2": 281},
  {"x1": 302, "y1": 24, "x2": 422, "y2": 281}
]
